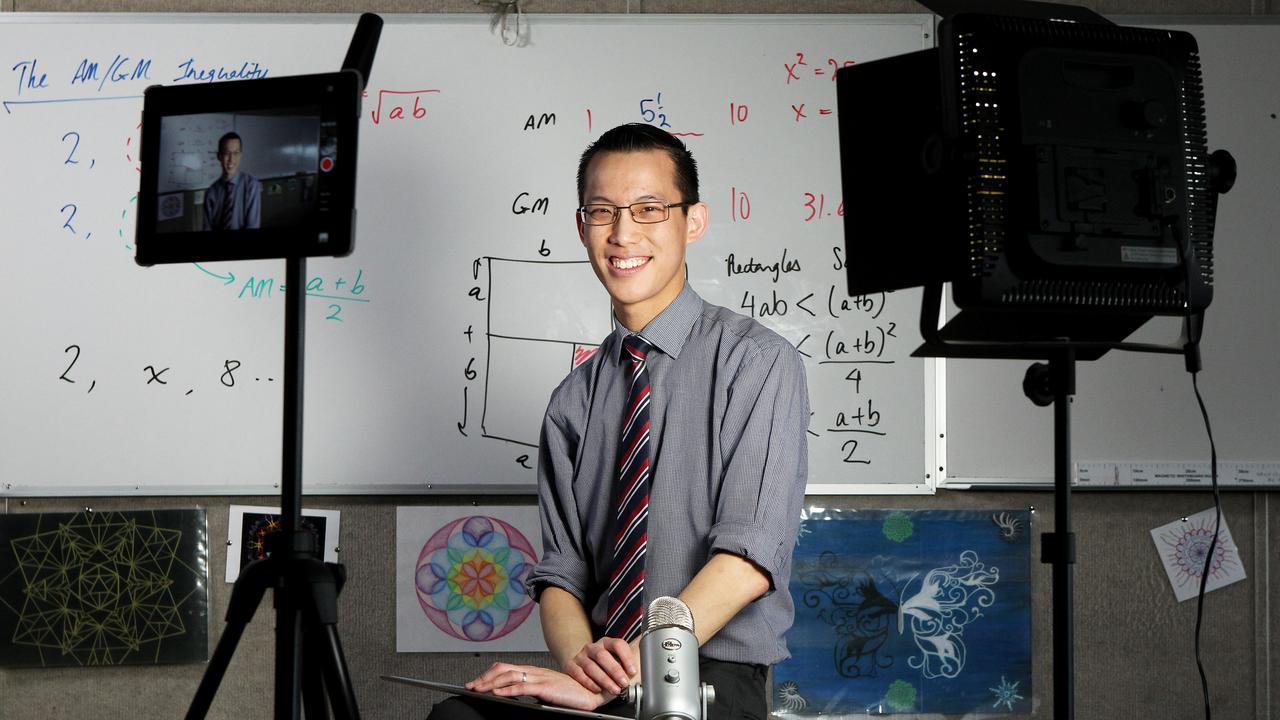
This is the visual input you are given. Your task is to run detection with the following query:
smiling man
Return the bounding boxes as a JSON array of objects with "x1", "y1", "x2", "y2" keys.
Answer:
[
  {"x1": 431, "y1": 124, "x2": 809, "y2": 720},
  {"x1": 202, "y1": 131, "x2": 261, "y2": 231}
]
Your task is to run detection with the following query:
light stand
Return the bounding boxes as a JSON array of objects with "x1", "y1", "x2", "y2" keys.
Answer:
[
  {"x1": 184, "y1": 14, "x2": 383, "y2": 720},
  {"x1": 913, "y1": 285, "x2": 1112, "y2": 720},
  {"x1": 914, "y1": 320, "x2": 1092, "y2": 719},
  {"x1": 1025, "y1": 349, "x2": 1078, "y2": 720},
  {"x1": 914, "y1": 282, "x2": 1218, "y2": 720},
  {"x1": 835, "y1": 2, "x2": 1236, "y2": 712}
]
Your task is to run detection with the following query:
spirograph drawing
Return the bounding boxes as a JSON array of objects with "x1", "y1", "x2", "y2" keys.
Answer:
[
  {"x1": 1156, "y1": 515, "x2": 1238, "y2": 589},
  {"x1": 414, "y1": 515, "x2": 538, "y2": 642}
]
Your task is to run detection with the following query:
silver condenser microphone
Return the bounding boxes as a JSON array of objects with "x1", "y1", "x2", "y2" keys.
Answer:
[{"x1": 624, "y1": 596, "x2": 715, "y2": 720}]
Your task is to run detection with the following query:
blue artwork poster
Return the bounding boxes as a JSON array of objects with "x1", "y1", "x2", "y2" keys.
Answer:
[{"x1": 773, "y1": 509, "x2": 1032, "y2": 715}]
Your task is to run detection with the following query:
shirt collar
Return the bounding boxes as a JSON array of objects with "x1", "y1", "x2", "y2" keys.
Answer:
[{"x1": 609, "y1": 283, "x2": 702, "y2": 363}]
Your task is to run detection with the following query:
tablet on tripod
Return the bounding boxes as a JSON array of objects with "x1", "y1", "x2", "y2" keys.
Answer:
[
  {"x1": 134, "y1": 69, "x2": 361, "y2": 266},
  {"x1": 165, "y1": 13, "x2": 383, "y2": 719}
]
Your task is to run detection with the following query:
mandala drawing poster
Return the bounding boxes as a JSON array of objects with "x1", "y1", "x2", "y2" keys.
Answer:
[
  {"x1": 396, "y1": 506, "x2": 544, "y2": 652},
  {"x1": 1150, "y1": 507, "x2": 1246, "y2": 602},
  {"x1": 225, "y1": 505, "x2": 341, "y2": 583},
  {"x1": 0, "y1": 508, "x2": 209, "y2": 667},
  {"x1": 774, "y1": 508, "x2": 1033, "y2": 716}
]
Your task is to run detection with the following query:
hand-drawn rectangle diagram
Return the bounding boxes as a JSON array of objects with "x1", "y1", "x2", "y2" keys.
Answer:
[{"x1": 481, "y1": 258, "x2": 612, "y2": 448}]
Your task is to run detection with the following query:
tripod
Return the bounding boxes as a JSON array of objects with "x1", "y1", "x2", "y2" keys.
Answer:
[
  {"x1": 182, "y1": 17, "x2": 384, "y2": 718},
  {"x1": 186, "y1": 257, "x2": 360, "y2": 720}
]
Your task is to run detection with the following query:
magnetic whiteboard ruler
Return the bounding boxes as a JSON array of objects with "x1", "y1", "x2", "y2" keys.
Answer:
[{"x1": 1076, "y1": 461, "x2": 1280, "y2": 488}]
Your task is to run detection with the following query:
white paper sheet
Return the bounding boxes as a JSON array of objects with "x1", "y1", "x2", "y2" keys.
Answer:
[{"x1": 1150, "y1": 507, "x2": 1246, "y2": 602}]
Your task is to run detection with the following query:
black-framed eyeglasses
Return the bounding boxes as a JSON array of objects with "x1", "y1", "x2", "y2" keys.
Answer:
[{"x1": 577, "y1": 201, "x2": 693, "y2": 226}]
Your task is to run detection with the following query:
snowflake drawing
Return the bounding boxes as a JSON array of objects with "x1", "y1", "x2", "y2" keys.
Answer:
[{"x1": 990, "y1": 676, "x2": 1023, "y2": 710}]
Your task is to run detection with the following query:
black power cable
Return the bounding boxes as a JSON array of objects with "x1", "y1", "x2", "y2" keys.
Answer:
[
  {"x1": 1188, "y1": 371, "x2": 1220, "y2": 720},
  {"x1": 1172, "y1": 206, "x2": 1221, "y2": 720}
]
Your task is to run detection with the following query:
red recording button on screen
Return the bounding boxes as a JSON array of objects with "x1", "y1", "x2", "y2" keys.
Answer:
[{"x1": 321, "y1": 157, "x2": 335, "y2": 172}]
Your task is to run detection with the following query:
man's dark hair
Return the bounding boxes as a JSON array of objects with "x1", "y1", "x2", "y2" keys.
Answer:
[
  {"x1": 577, "y1": 123, "x2": 699, "y2": 206},
  {"x1": 217, "y1": 131, "x2": 243, "y2": 155}
]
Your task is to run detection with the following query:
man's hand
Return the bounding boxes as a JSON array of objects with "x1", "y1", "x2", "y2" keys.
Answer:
[
  {"x1": 562, "y1": 637, "x2": 638, "y2": 695},
  {"x1": 465, "y1": 662, "x2": 611, "y2": 711}
]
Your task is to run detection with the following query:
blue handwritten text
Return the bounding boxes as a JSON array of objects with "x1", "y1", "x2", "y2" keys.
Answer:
[
  {"x1": 11, "y1": 59, "x2": 49, "y2": 95},
  {"x1": 70, "y1": 55, "x2": 153, "y2": 92},
  {"x1": 173, "y1": 59, "x2": 270, "y2": 84}
]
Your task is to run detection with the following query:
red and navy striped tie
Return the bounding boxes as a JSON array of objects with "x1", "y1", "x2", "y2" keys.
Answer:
[
  {"x1": 605, "y1": 334, "x2": 654, "y2": 641},
  {"x1": 218, "y1": 179, "x2": 234, "y2": 229}
]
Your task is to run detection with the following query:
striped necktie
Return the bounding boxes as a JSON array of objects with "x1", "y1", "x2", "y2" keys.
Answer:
[
  {"x1": 604, "y1": 334, "x2": 654, "y2": 641},
  {"x1": 218, "y1": 179, "x2": 234, "y2": 229}
]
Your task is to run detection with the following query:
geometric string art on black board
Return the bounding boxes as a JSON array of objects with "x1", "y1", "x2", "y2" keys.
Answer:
[{"x1": 0, "y1": 509, "x2": 208, "y2": 667}]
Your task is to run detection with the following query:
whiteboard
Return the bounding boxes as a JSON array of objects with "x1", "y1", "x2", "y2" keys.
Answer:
[
  {"x1": 0, "y1": 14, "x2": 936, "y2": 496},
  {"x1": 942, "y1": 21, "x2": 1280, "y2": 487}
]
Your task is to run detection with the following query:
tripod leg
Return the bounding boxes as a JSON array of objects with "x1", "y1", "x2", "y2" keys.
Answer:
[
  {"x1": 317, "y1": 624, "x2": 360, "y2": 719},
  {"x1": 298, "y1": 560, "x2": 360, "y2": 719},
  {"x1": 302, "y1": 628, "x2": 332, "y2": 719},
  {"x1": 186, "y1": 559, "x2": 275, "y2": 720},
  {"x1": 277, "y1": 605, "x2": 304, "y2": 720},
  {"x1": 186, "y1": 618, "x2": 251, "y2": 720}
]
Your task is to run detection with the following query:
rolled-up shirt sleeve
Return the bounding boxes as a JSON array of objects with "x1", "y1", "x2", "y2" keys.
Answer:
[
  {"x1": 526, "y1": 390, "x2": 591, "y2": 603},
  {"x1": 706, "y1": 340, "x2": 809, "y2": 594}
]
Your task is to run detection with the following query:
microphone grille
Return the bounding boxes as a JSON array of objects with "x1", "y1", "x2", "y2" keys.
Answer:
[{"x1": 645, "y1": 596, "x2": 694, "y2": 634}]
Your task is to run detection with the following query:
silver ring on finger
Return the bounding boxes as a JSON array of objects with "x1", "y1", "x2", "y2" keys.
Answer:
[{"x1": 521, "y1": 671, "x2": 528, "y2": 683}]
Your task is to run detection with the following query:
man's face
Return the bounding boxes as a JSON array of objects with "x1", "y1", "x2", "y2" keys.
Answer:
[
  {"x1": 218, "y1": 138, "x2": 242, "y2": 179},
  {"x1": 578, "y1": 149, "x2": 706, "y2": 330}
]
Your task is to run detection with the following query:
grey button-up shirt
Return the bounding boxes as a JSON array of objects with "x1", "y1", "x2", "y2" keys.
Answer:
[
  {"x1": 202, "y1": 172, "x2": 261, "y2": 230},
  {"x1": 527, "y1": 284, "x2": 809, "y2": 665}
]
